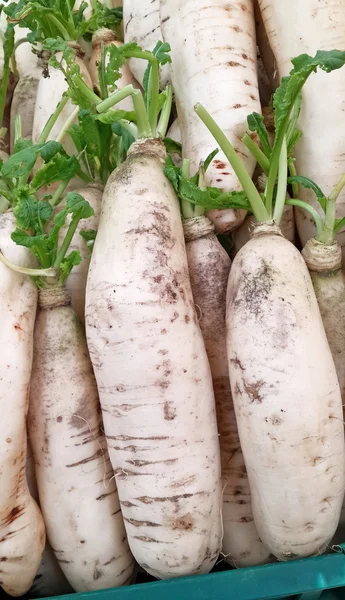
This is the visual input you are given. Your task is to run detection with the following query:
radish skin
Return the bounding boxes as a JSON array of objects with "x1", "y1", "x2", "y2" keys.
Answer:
[
  {"x1": 0, "y1": 211, "x2": 46, "y2": 597},
  {"x1": 88, "y1": 29, "x2": 140, "y2": 112},
  {"x1": 123, "y1": 0, "x2": 170, "y2": 89},
  {"x1": 14, "y1": 27, "x2": 39, "y2": 79},
  {"x1": 10, "y1": 65, "x2": 41, "y2": 152},
  {"x1": 160, "y1": 0, "x2": 260, "y2": 234},
  {"x1": 28, "y1": 286, "x2": 134, "y2": 591},
  {"x1": 257, "y1": 0, "x2": 345, "y2": 259},
  {"x1": 184, "y1": 216, "x2": 271, "y2": 567},
  {"x1": 26, "y1": 442, "x2": 73, "y2": 598},
  {"x1": 85, "y1": 138, "x2": 222, "y2": 579},
  {"x1": 302, "y1": 239, "x2": 345, "y2": 410},
  {"x1": 227, "y1": 222, "x2": 345, "y2": 560},
  {"x1": 60, "y1": 183, "x2": 103, "y2": 324}
]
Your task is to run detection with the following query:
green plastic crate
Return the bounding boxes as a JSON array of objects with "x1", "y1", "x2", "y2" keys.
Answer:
[{"x1": 41, "y1": 545, "x2": 345, "y2": 600}]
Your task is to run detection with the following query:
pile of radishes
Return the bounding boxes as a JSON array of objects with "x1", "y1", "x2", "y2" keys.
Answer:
[{"x1": 1, "y1": 0, "x2": 345, "y2": 597}]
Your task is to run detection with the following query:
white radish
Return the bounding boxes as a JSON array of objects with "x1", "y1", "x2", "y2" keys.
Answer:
[
  {"x1": 89, "y1": 29, "x2": 140, "y2": 112},
  {"x1": 184, "y1": 216, "x2": 271, "y2": 567},
  {"x1": 14, "y1": 26, "x2": 39, "y2": 79},
  {"x1": 160, "y1": 0, "x2": 261, "y2": 234},
  {"x1": 227, "y1": 222, "x2": 345, "y2": 560},
  {"x1": 302, "y1": 239, "x2": 345, "y2": 418},
  {"x1": 123, "y1": 0, "x2": 170, "y2": 89},
  {"x1": 0, "y1": 210, "x2": 45, "y2": 597},
  {"x1": 60, "y1": 183, "x2": 103, "y2": 324},
  {"x1": 26, "y1": 441, "x2": 73, "y2": 598},
  {"x1": 257, "y1": 0, "x2": 345, "y2": 260},
  {"x1": 28, "y1": 285, "x2": 135, "y2": 591},
  {"x1": 10, "y1": 65, "x2": 41, "y2": 152},
  {"x1": 85, "y1": 138, "x2": 222, "y2": 579}
]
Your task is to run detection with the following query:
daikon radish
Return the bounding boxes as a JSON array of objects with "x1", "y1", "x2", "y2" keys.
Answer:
[
  {"x1": 10, "y1": 64, "x2": 41, "y2": 152},
  {"x1": 89, "y1": 29, "x2": 140, "y2": 112},
  {"x1": 85, "y1": 139, "x2": 222, "y2": 579},
  {"x1": 184, "y1": 215, "x2": 271, "y2": 567},
  {"x1": 123, "y1": 0, "x2": 170, "y2": 89},
  {"x1": 257, "y1": 0, "x2": 345, "y2": 260},
  {"x1": 14, "y1": 26, "x2": 39, "y2": 79},
  {"x1": 0, "y1": 211, "x2": 45, "y2": 597},
  {"x1": 26, "y1": 441, "x2": 73, "y2": 598},
  {"x1": 160, "y1": 0, "x2": 261, "y2": 234},
  {"x1": 194, "y1": 49, "x2": 345, "y2": 560}
]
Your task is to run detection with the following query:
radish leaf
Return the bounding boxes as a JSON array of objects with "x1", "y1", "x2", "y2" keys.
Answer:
[
  {"x1": 247, "y1": 112, "x2": 271, "y2": 157},
  {"x1": 287, "y1": 175, "x2": 327, "y2": 212}
]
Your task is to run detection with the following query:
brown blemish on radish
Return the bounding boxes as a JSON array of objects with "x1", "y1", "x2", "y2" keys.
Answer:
[
  {"x1": 124, "y1": 517, "x2": 161, "y2": 527},
  {"x1": 242, "y1": 379, "x2": 265, "y2": 404},
  {"x1": 164, "y1": 401, "x2": 176, "y2": 420},
  {"x1": 133, "y1": 536, "x2": 162, "y2": 543},
  {"x1": 214, "y1": 160, "x2": 227, "y2": 169},
  {"x1": 66, "y1": 448, "x2": 104, "y2": 468},
  {"x1": 172, "y1": 514, "x2": 193, "y2": 531}
]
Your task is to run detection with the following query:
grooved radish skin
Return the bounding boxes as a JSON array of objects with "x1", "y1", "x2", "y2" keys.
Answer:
[
  {"x1": 26, "y1": 441, "x2": 73, "y2": 598},
  {"x1": 160, "y1": 0, "x2": 260, "y2": 234},
  {"x1": 89, "y1": 29, "x2": 141, "y2": 112},
  {"x1": 231, "y1": 205, "x2": 295, "y2": 255},
  {"x1": 85, "y1": 139, "x2": 222, "y2": 579},
  {"x1": 59, "y1": 184, "x2": 103, "y2": 324},
  {"x1": 227, "y1": 223, "x2": 345, "y2": 560},
  {"x1": 0, "y1": 211, "x2": 45, "y2": 597},
  {"x1": 302, "y1": 239, "x2": 345, "y2": 409},
  {"x1": 123, "y1": 0, "x2": 170, "y2": 89},
  {"x1": 257, "y1": 0, "x2": 345, "y2": 260},
  {"x1": 28, "y1": 287, "x2": 135, "y2": 591},
  {"x1": 184, "y1": 216, "x2": 271, "y2": 567},
  {"x1": 10, "y1": 66, "x2": 41, "y2": 153}
]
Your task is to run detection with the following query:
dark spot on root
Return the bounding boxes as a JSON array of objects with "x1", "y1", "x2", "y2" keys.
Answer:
[
  {"x1": 244, "y1": 79, "x2": 251, "y2": 86},
  {"x1": 184, "y1": 315, "x2": 190, "y2": 323},
  {"x1": 228, "y1": 60, "x2": 241, "y2": 67},
  {"x1": 124, "y1": 517, "x2": 161, "y2": 527},
  {"x1": 161, "y1": 328, "x2": 167, "y2": 335},
  {"x1": 230, "y1": 355, "x2": 245, "y2": 371},
  {"x1": 213, "y1": 160, "x2": 227, "y2": 169},
  {"x1": 233, "y1": 258, "x2": 274, "y2": 318},
  {"x1": 164, "y1": 401, "x2": 176, "y2": 421},
  {"x1": 93, "y1": 567, "x2": 104, "y2": 580},
  {"x1": 243, "y1": 379, "x2": 265, "y2": 404},
  {"x1": 57, "y1": 416, "x2": 63, "y2": 423},
  {"x1": 172, "y1": 513, "x2": 193, "y2": 531}
]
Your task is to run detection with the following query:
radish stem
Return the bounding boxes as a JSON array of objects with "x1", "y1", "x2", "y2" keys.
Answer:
[
  {"x1": 194, "y1": 103, "x2": 269, "y2": 222},
  {"x1": 242, "y1": 133, "x2": 270, "y2": 174},
  {"x1": 286, "y1": 199, "x2": 323, "y2": 238},
  {"x1": 38, "y1": 95, "x2": 69, "y2": 144},
  {"x1": 157, "y1": 86, "x2": 172, "y2": 138},
  {"x1": 273, "y1": 136, "x2": 287, "y2": 225},
  {"x1": 181, "y1": 159, "x2": 194, "y2": 219},
  {"x1": 0, "y1": 249, "x2": 57, "y2": 277}
]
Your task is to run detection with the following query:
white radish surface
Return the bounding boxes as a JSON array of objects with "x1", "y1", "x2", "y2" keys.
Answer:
[
  {"x1": 59, "y1": 184, "x2": 103, "y2": 324},
  {"x1": 89, "y1": 29, "x2": 140, "y2": 112},
  {"x1": 28, "y1": 286, "x2": 135, "y2": 591},
  {"x1": 160, "y1": 0, "x2": 260, "y2": 234},
  {"x1": 26, "y1": 441, "x2": 73, "y2": 598},
  {"x1": 10, "y1": 65, "x2": 41, "y2": 152},
  {"x1": 302, "y1": 239, "x2": 345, "y2": 414},
  {"x1": 123, "y1": 0, "x2": 170, "y2": 89},
  {"x1": 227, "y1": 223, "x2": 345, "y2": 560},
  {"x1": 14, "y1": 26, "x2": 39, "y2": 79},
  {"x1": 32, "y1": 52, "x2": 92, "y2": 155},
  {"x1": 0, "y1": 210, "x2": 46, "y2": 597},
  {"x1": 184, "y1": 216, "x2": 271, "y2": 567},
  {"x1": 257, "y1": 0, "x2": 345, "y2": 260},
  {"x1": 85, "y1": 139, "x2": 222, "y2": 579}
]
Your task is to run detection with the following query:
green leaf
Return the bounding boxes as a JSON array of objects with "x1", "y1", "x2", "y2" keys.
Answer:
[
  {"x1": 287, "y1": 127, "x2": 302, "y2": 154},
  {"x1": 31, "y1": 155, "x2": 80, "y2": 190},
  {"x1": 111, "y1": 121, "x2": 135, "y2": 152},
  {"x1": 164, "y1": 156, "x2": 180, "y2": 192},
  {"x1": 273, "y1": 50, "x2": 345, "y2": 147},
  {"x1": 247, "y1": 112, "x2": 271, "y2": 157},
  {"x1": 13, "y1": 138, "x2": 34, "y2": 153},
  {"x1": 53, "y1": 208, "x2": 68, "y2": 229},
  {"x1": 11, "y1": 228, "x2": 49, "y2": 265},
  {"x1": 163, "y1": 137, "x2": 182, "y2": 157},
  {"x1": 59, "y1": 250, "x2": 82, "y2": 283},
  {"x1": 2, "y1": 145, "x2": 39, "y2": 178},
  {"x1": 12, "y1": 190, "x2": 38, "y2": 230},
  {"x1": 143, "y1": 40, "x2": 171, "y2": 101},
  {"x1": 287, "y1": 175, "x2": 327, "y2": 212},
  {"x1": 80, "y1": 228, "x2": 96, "y2": 243},
  {"x1": 334, "y1": 217, "x2": 345, "y2": 234},
  {"x1": 38, "y1": 200, "x2": 53, "y2": 223},
  {"x1": 65, "y1": 192, "x2": 94, "y2": 219},
  {"x1": 96, "y1": 109, "x2": 137, "y2": 124},
  {"x1": 40, "y1": 140, "x2": 62, "y2": 163},
  {"x1": 204, "y1": 148, "x2": 219, "y2": 173}
]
